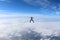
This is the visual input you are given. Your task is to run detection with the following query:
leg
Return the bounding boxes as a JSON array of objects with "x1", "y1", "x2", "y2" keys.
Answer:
[{"x1": 32, "y1": 20, "x2": 34, "y2": 23}]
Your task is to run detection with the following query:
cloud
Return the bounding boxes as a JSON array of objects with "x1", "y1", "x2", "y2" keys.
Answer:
[
  {"x1": 23, "y1": 0, "x2": 50, "y2": 7},
  {"x1": 55, "y1": 11, "x2": 60, "y2": 14},
  {"x1": 0, "y1": 13, "x2": 60, "y2": 38},
  {"x1": 23, "y1": 0, "x2": 60, "y2": 11},
  {"x1": 0, "y1": 13, "x2": 60, "y2": 21}
]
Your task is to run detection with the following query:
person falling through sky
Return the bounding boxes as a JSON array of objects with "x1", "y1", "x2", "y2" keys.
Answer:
[{"x1": 30, "y1": 17, "x2": 34, "y2": 23}]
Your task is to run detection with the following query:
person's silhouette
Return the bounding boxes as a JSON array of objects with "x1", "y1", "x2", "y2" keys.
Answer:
[{"x1": 30, "y1": 17, "x2": 34, "y2": 23}]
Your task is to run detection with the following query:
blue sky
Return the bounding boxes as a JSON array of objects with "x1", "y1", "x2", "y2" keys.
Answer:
[{"x1": 0, "y1": 0, "x2": 60, "y2": 15}]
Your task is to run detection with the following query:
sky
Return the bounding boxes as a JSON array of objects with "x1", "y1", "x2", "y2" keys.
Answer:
[
  {"x1": 0, "y1": 0, "x2": 60, "y2": 15},
  {"x1": 0, "y1": 0, "x2": 60, "y2": 22},
  {"x1": 0, "y1": 0, "x2": 60, "y2": 38}
]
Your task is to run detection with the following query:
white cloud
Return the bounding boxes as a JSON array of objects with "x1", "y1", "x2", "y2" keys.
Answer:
[
  {"x1": 23, "y1": 0, "x2": 50, "y2": 7},
  {"x1": 0, "y1": 13, "x2": 60, "y2": 38},
  {"x1": 23, "y1": 0, "x2": 60, "y2": 11}
]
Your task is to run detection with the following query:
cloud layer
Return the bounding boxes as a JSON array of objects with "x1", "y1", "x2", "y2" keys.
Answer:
[{"x1": 0, "y1": 14, "x2": 60, "y2": 38}]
